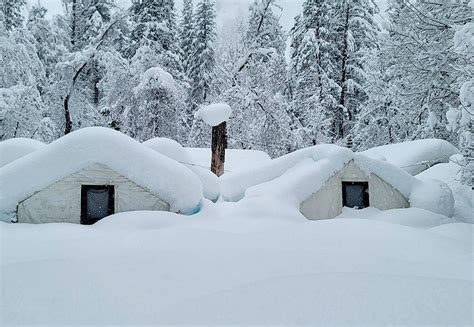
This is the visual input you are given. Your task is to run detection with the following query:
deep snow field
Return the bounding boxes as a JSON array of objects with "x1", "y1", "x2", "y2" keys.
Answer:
[
  {"x1": 1, "y1": 198, "x2": 473, "y2": 325},
  {"x1": 1, "y1": 136, "x2": 473, "y2": 325}
]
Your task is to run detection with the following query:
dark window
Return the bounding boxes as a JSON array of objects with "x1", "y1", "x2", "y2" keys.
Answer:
[
  {"x1": 81, "y1": 185, "x2": 115, "y2": 225},
  {"x1": 342, "y1": 182, "x2": 369, "y2": 209}
]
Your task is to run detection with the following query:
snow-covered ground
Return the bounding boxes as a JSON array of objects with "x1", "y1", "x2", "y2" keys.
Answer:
[
  {"x1": 1, "y1": 136, "x2": 472, "y2": 325},
  {"x1": 1, "y1": 199, "x2": 473, "y2": 325}
]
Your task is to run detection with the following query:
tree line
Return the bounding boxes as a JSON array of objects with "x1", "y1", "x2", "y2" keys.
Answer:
[{"x1": 0, "y1": 0, "x2": 472, "y2": 184}]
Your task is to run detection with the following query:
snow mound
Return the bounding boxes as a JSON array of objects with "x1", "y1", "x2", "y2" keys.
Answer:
[
  {"x1": 417, "y1": 155, "x2": 473, "y2": 222},
  {"x1": 410, "y1": 178, "x2": 455, "y2": 217},
  {"x1": 144, "y1": 137, "x2": 220, "y2": 201},
  {"x1": 361, "y1": 139, "x2": 459, "y2": 175},
  {"x1": 0, "y1": 128, "x2": 203, "y2": 220},
  {"x1": 0, "y1": 138, "x2": 46, "y2": 167},
  {"x1": 222, "y1": 144, "x2": 455, "y2": 217},
  {"x1": 195, "y1": 103, "x2": 232, "y2": 127},
  {"x1": 186, "y1": 147, "x2": 271, "y2": 172},
  {"x1": 143, "y1": 137, "x2": 192, "y2": 164}
]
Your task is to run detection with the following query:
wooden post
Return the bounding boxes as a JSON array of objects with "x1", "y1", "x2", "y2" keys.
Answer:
[{"x1": 211, "y1": 121, "x2": 227, "y2": 177}]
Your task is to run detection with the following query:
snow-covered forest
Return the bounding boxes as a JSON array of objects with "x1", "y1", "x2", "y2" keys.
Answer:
[{"x1": 0, "y1": 0, "x2": 473, "y2": 183}]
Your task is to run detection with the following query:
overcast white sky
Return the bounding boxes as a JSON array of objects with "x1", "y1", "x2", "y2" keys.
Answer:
[{"x1": 27, "y1": 0, "x2": 388, "y2": 31}]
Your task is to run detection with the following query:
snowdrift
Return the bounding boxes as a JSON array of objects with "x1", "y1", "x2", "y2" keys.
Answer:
[{"x1": 0, "y1": 128, "x2": 203, "y2": 221}]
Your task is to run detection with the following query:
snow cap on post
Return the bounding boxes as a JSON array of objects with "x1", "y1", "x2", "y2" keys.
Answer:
[{"x1": 195, "y1": 103, "x2": 232, "y2": 126}]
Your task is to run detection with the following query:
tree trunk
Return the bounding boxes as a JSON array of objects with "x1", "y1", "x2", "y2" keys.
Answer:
[
  {"x1": 64, "y1": 94, "x2": 73, "y2": 135},
  {"x1": 211, "y1": 122, "x2": 227, "y2": 177},
  {"x1": 334, "y1": 2, "x2": 350, "y2": 142}
]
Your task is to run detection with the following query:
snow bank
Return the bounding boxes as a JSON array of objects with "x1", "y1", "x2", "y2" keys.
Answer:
[
  {"x1": 186, "y1": 147, "x2": 271, "y2": 172},
  {"x1": 194, "y1": 103, "x2": 232, "y2": 126},
  {"x1": 0, "y1": 128, "x2": 203, "y2": 220},
  {"x1": 1, "y1": 209, "x2": 471, "y2": 325},
  {"x1": 411, "y1": 179, "x2": 455, "y2": 217},
  {"x1": 143, "y1": 137, "x2": 220, "y2": 201},
  {"x1": 361, "y1": 139, "x2": 459, "y2": 175},
  {"x1": 417, "y1": 155, "x2": 473, "y2": 222},
  {"x1": 0, "y1": 137, "x2": 45, "y2": 167}
]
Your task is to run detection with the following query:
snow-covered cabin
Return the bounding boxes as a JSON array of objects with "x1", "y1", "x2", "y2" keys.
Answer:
[
  {"x1": 0, "y1": 128, "x2": 203, "y2": 224},
  {"x1": 0, "y1": 138, "x2": 46, "y2": 168},
  {"x1": 221, "y1": 145, "x2": 454, "y2": 220}
]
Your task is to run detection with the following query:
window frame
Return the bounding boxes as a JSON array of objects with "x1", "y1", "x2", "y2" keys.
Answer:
[
  {"x1": 80, "y1": 185, "x2": 115, "y2": 225},
  {"x1": 342, "y1": 181, "x2": 369, "y2": 209}
]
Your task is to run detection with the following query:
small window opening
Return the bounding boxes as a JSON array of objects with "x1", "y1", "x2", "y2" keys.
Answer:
[
  {"x1": 342, "y1": 182, "x2": 369, "y2": 209},
  {"x1": 81, "y1": 185, "x2": 115, "y2": 225}
]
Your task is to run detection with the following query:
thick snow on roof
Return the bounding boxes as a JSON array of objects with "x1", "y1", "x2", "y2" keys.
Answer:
[
  {"x1": 194, "y1": 103, "x2": 232, "y2": 127},
  {"x1": 0, "y1": 128, "x2": 203, "y2": 219},
  {"x1": 222, "y1": 144, "x2": 454, "y2": 217},
  {"x1": 143, "y1": 137, "x2": 220, "y2": 201},
  {"x1": 221, "y1": 145, "x2": 353, "y2": 201},
  {"x1": 0, "y1": 138, "x2": 45, "y2": 168},
  {"x1": 186, "y1": 147, "x2": 271, "y2": 173},
  {"x1": 361, "y1": 139, "x2": 459, "y2": 175}
]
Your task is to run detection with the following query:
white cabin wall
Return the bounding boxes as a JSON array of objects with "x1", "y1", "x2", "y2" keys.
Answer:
[
  {"x1": 17, "y1": 163, "x2": 169, "y2": 224},
  {"x1": 300, "y1": 161, "x2": 409, "y2": 220}
]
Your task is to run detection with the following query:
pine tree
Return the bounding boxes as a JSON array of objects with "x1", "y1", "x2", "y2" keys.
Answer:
[
  {"x1": 331, "y1": 0, "x2": 379, "y2": 143},
  {"x1": 180, "y1": 0, "x2": 194, "y2": 75},
  {"x1": 188, "y1": 0, "x2": 217, "y2": 146},
  {"x1": 289, "y1": 0, "x2": 340, "y2": 146},
  {"x1": 189, "y1": 0, "x2": 216, "y2": 105},
  {"x1": 1, "y1": 0, "x2": 26, "y2": 32},
  {"x1": 129, "y1": 0, "x2": 182, "y2": 77}
]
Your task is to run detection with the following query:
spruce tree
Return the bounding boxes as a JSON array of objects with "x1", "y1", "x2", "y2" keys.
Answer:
[
  {"x1": 188, "y1": 0, "x2": 217, "y2": 145},
  {"x1": 331, "y1": 0, "x2": 379, "y2": 143},
  {"x1": 180, "y1": 0, "x2": 194, "y2": 75},
  {"x1": 129, "y1": 0, "x2": 182, "y2": 77}
]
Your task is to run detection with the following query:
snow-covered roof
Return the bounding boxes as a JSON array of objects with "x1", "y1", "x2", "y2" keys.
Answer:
[
  {"x1": 0, "y1": 138, "x2": 46, "y2": 168},
  {"x1": 360, "y1": 139, "x2": 459, "y2": 175},
  {"x1": 143, "y1": 137, "x2": 220, "y2": 201},
  {"x1": 0, "y1": 128, "x2": 203, "y2": 219},
  {"x1": 221, "y1": 144, "x2": 454, "y2": 217},
  {"x1": 186, "y1": 147, "x2": 271, "y2": 173}
]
